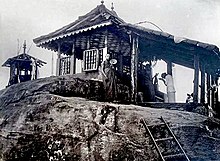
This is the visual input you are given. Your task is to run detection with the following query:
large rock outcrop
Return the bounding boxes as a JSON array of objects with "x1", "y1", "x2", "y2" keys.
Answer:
[{"x1": 0, "y1": 75, "x2": 220, "y2": 161}]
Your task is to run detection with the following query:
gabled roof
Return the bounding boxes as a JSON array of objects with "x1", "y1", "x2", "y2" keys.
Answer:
[
  {"x1": 33, "y1": 4, "x2": 124, "y2": 45},
  {"x1": 2, "y1": 53, "x2": 46, "y2": 67}
]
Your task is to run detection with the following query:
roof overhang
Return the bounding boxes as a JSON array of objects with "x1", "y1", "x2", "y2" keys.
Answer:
[{"x1": 34, "y1": 21, "x2": 113, "y2": 47}]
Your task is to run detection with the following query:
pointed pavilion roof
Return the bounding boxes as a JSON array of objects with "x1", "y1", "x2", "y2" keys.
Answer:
[
  {"x1": 2, "y1": 53, "x2": 46, "y2": 68},
  {"x1": 33, "y1": 4, "x2": 124, "y2": 46}
]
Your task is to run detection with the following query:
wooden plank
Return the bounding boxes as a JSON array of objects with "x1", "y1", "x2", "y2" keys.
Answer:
[
  {"x1": 155, "y1": 137, "x2": 174, "y2": 142},
  {"x1": 200, "y1": 65, "x2": 205, "y2": 104},
  {"x1": 193, "y1": 53, "x2": 199, "y2": 103},
  {"x1": 147, "y1": 123, "x2": 166, "y2": 127},
  {"x1": 130, "y1": 35, "x2": 139, "y2": 103},
  {"x1": 163, "y1": 153, "x2": 185, "y2": 159}
]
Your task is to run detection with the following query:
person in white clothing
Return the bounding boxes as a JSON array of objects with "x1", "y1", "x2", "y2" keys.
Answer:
[{"x1": 160, "y1": 73, "x2": 176, "y2": 103}]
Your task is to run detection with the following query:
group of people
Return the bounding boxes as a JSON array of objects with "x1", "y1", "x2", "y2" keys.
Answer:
[{"x1": 100, "y1": 53, "x2": 177, "y2": 103}]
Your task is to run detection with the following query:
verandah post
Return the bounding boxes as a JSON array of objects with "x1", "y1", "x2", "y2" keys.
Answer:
[
  {"x1": 167, "y1": 61, "x2": 173, "y2": 76},
  {"x1": 207, "y1": 73, "x2": 211, "y2": 105},
  {"x1": 130, "y1": 34, "x2": 139, "y2": 103},
  {"x1": 200, "y1": 64, "x2": 206, "y2": 104},
  {"x1": 193, "y1": 52, "x2": 199, "y2": 103},
  {"x1": 56, "y1": 43, "x2": 61, "y2": 76},
  {"x1": 70, "y1": 39, "x2": 76, "y2": 74}
]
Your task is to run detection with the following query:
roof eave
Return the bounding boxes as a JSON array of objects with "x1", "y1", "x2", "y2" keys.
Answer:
[{"x1": 34, "y1": 21, "x2": 113, "y2": 46}]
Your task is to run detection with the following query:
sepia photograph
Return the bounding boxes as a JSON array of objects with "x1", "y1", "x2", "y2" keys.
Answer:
[{"x1": 0, "y1": 0, "x2": 220, "y2": 160}]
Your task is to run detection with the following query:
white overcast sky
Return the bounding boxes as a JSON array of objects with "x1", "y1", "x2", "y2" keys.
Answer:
[{"x1": 0, "y1": 0, "x2": 220, "y2": 102}]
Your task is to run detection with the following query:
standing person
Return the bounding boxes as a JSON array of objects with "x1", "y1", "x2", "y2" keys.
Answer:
[
  {"x1": 143, "y1": 64, "x2": 155, "y2": 102},
  {"x1": 152, "y1": 73, "x2": 159, "y2": 92},
  {"x1": 101, "y1": 53, "x2": 118, "y2": 102},
  {"x1": 137, "y1": 63, "x2": 155, "y2": 102},
  {"x1": 160, "y1": 73, "x2": 176, "y2": 103}
]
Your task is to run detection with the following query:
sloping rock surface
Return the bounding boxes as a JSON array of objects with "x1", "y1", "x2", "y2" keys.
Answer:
[{"x1": 0, "y1": 75, "x2": 220, "y2": 161}]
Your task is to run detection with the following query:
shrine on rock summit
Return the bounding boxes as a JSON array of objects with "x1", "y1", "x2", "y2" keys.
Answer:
[
  {"x1": 33, "y1": 1, "x2": 220, "y2": 110},
  {"x1": 2, "y1": 41, "x2": 46, "y2": 87}
]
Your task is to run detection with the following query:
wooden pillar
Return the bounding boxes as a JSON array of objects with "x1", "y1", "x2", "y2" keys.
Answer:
[
  {"x1": 56, "y1": 43, "x2": 61, "y2": 76},
  {"x1": 211, "y1": 75, "x2": 219, "y2": 110},
  {"x1": 167, "y1": 61, "x2": 173, "y2": 76},
  {"x1": 211, "y1": 75, "x2": 215, "y2": 108},
  {"x1": 118, "y1": 40, "x2": 123, "y2": 75},
  {"x1": 10, "y1": 65, "x2": 14, "y2": 79},
  {"x1": 193, "y1": 53, "x2": 199, "y2": 103},
  {"x1": 215, "y1": 77, "x2": 219, "y2": 109},
  {"x1": 130, "y1": 35, "x2": 139, "y2": 103},
  {"x1": 25, "y1": 69, "x2": 28, "y2": 75},
  {"x1": 207, "y1": 73, "x2": 211, "y2": 105},
  {"x1": 70, "y1": 40, "x2": 76, "y2": 74},
  {"x1": 200, "y1": 65, "x2": 205, "y2": 104},
  {"x1": 35, "y1": 65, "x2": 38, "y2": 79}
]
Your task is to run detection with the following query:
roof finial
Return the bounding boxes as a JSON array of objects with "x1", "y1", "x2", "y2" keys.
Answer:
[
  {"x1": 23, "y1": 40, "x2": 27, "y2": 54},
  {"x1": 101, "y1": 0, "x2": 104, "y2": 5},
  {"x1": 111, "y1": 2, "x2": 114, "y2": 11}
]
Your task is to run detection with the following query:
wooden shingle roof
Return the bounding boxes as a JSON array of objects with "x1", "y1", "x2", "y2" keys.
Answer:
[{"x1": 33, "y1": 4, "x2": 124, "y2": 45}]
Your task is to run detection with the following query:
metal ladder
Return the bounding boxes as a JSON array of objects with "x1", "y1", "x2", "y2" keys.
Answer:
[{"x1": 140, "y1": 117, "x2": 190, "y2": 161}]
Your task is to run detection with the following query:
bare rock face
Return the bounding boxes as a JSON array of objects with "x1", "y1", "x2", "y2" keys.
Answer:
[{"x1": 0, "y1": 75, "x2": 220, "y2": 161}]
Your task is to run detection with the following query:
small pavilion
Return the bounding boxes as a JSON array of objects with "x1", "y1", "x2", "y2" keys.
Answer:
[
  {"x1": 2, "y1": 41, "x2": 46, "y2": 86},
  {"x1": 33, "y1": 2, "x2": 220, "y2": 109}
]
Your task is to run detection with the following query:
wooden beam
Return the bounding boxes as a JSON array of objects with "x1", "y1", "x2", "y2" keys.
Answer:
[
  {"x1": 200, "y1": 65, "x2": 205, "y2": 104},
  {"x1": 56, "y1": 43, "x2": 61, "y2": 76},
  {"x1": 130, "y1": 35, "x2": 139, "y2": 103},
  {"x1": 193, "y1": 53, "x2": 199, "y2": 103}
]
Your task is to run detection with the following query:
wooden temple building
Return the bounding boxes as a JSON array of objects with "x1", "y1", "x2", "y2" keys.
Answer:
[
  {"x1": 33, "y1": 2, "x2": 220, "y2": 109},
  {"x1": 2, "y1": 41, "x2": 46, "y2": 86}
]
